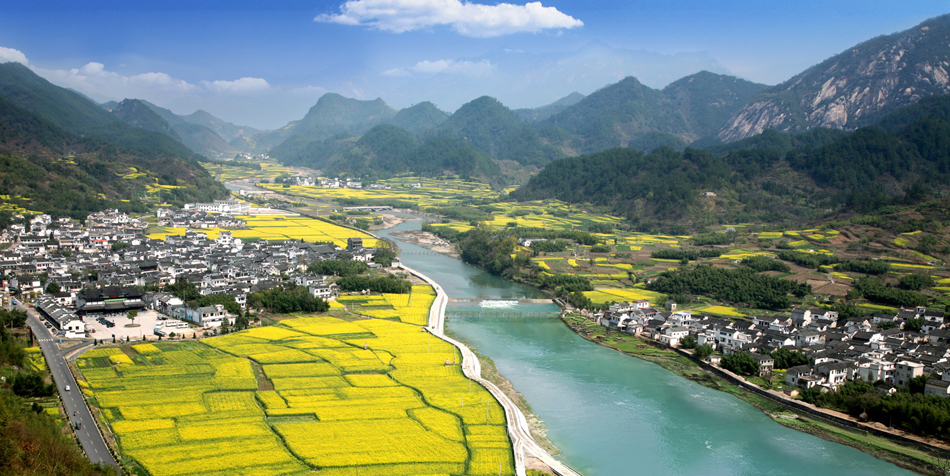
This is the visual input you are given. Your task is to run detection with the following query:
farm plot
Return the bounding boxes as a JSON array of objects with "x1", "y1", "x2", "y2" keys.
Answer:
[
  {"x1": 147, "y1": 214, "x2": 377, "y2": 248},
  {"x1": 79, "y1": 316, "x2": 515, "y2": 476},
  {"x1": 336, "y1": 285, "x2": 436, "y2": 326}
]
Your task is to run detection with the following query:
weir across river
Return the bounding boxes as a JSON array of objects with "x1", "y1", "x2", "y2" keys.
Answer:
[{"x1": 444, "y1": 299, "x2": 560, "y2": 319}]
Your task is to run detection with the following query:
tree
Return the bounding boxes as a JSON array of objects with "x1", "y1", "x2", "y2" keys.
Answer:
[
  {"x1": 372, "y1": 246, "x2": 398, "y2": 267},
  {"x1": 45, "y1": 282, "x2": 61, "y2": 294},
  {"x1": 128, "y1": 310, "x2": 137, "y2": 325},
  {"x1": 722, "y1": 351, "x2": 760, "y2": 376},
  {"x1": 905, "y1": 317, "x2": 925, "y2": 332},
  {"x1": 680, "y1": 335, "x2": 697, "y2": 349},
  {"x1": 771, "y1": 347, "x2": 812, "y2": 369},
  {"x1": 693, "y1": 344, "x2": 713, "y2": 360},
  {"x1": 900, "y1": 273, "x2": 935, "y2": 291},
  {"x1": 11, "y1": 372, "x2": 55, "y2": 397},
  {"x1": 908, "y1": 374, "x2": 929, "y2": 394}
]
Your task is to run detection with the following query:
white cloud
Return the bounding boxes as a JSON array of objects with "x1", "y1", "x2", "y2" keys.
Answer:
[
  {"x1": 0, "y1": 46, "x2": 29, "y2": 65},
  {"x1": 385, "y1": 59, "x2": 495, "y2": 77},
  {"x1": 34, "y1": 62, "x2": 200, "y2": 98},
  {"x1": 201, "y1": 77, "x2": 270, "y2": 93},
  {"x1": 290, "y1": 85, "x2": 330, "y2": 96},
  {"x1": 316, "y1": 0, "x2": 582, "y2": 38}
]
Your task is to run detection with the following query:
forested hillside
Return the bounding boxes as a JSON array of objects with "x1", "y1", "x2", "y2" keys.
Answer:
[
  {"x1": 0, "y1": 66, "x2": 227, "y2": 218},
  {"x1": 512, "y1": 96, "x2": 950, "y2": 228},
  {"x1": 327, "y1": 125, "x2": 501, "y2": 183}
]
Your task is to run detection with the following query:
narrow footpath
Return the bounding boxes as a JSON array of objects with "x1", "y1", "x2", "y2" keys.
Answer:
[{"x1": 397, "y1": 263, "x2": 582, "y2": 476}]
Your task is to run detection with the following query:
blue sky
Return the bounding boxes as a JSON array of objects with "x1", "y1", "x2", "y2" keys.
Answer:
[{"x1": 1, "y1": 0, "x2": 947, "y2": 129}]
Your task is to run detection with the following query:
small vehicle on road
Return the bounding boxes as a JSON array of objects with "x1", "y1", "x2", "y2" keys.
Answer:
[{"x1": 65, "y1": 385, "x2": 70, "y2": 391}]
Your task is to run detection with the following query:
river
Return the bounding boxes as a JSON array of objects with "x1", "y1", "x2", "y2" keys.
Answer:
[{"x1": 377, "y1": 213, "x2": 915, "y2": 476}]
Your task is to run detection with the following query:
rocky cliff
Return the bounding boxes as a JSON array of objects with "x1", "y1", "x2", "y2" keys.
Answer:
[{"x1": 718, "y1": 14, "x2": 950, "y2": 142}]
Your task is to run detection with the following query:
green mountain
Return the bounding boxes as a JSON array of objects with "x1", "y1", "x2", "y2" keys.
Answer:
[
  {"x1": 718, "y1": 14, "x2": 950, "y2": 142},
  {"x1": 512, "y1": 96, "x2": 950, "y2": 228},
  {"x1": 663, "y1": 71, "x2": 768, "y2": 140},
  {"x1": 0, "y1": 62, "x2": 227, "y2": 216},
  {"x1": 385, "y1": 102, "x2": 449, "y2": 134},
  {"x1": 111, "y1": 99, "x2": 181, "y2": 141},
  {"x1": 325, "y1": 124, "x2": 501, "y2": 182},
  {"x1": 263, "y1": 93, "x2": 397, "y2": 159},
  {"x1": 0, "y1": 93, "x2": 226, "y2": 218},
  {"x1": 182, "y1": 109, "x2": 260, "y2": 142},
  {"x1": 430, "y1": 96, "x2": 563, "y2": 167},
  {"x1": 543, "y1": 73, "x2": 766, "y2": 153},
  {"x1": 134, "y1": 100, "x2": 236, "y2": 157},
  {"x1": 0, "y1": 63, "x2": 198, "y2": 161},
  {"x1": 513, "y1": 92, "x2": 585, "y2": 122}
]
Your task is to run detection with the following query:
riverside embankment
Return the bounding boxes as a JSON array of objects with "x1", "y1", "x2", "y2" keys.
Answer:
[
  {"x1": 397, "y1": 262, "x2": 580, "y2": 476},
  {"x1": 379, "y1": 213, "x2": 918, "y2": 476}
]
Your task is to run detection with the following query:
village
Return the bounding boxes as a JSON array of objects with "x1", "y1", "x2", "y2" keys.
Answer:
[
  {"x1": 0, "y1": 207, "x2": 377, "y2": 340},
  {"x1": 591, "y1": 297, "x2": 950, "y2": 399}
]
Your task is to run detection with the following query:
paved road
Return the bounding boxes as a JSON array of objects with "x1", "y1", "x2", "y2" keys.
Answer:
[{"x1": 22, "y1": 304, "x2": 120, "y2": 473}]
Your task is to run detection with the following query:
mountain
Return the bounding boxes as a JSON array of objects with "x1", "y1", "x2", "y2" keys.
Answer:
[
  {"x1": 324, "y1": 124, "x2": 501, "y2": 182},
  {"x1": 111, "y1": 99, "x2": 181, "y2": 140},
  {"x1": 513, "y1": 95, "x2": 950, "y2": 227},
  {"x1": 0, "y1": 90, "x2": 226, "y2": 218},
  {"x1": 262, "y1": 93, "x2": 397, "y2": 158},
  {"x1": 543, "y1": 76, "x2": 685, "y2": 153},
  {"x1": 373, "y1": 41, "x2": 731, "y2": 115},
  {"x1": 133, "y1": 100, "x2": 236, "y2": 158},
  {"x1": 542, "y1": 72, "x2": 766, "y2": 153},
  {"x1": 181, "y1": 109, "x2": 260, "y2": 142},
  {"x1": 718, "y1": 14, "x2": 950, "y2": 142},
  {"x1": 385, "y1": 102, "x2": 449, "y2": 134},
  {"x1": 663, "y1": 71, "x2": 768, "y2": 140},
  {"x1": 513, "y1": 92, "x2": 585, "y2": 122},
  {"x1": 0, "y1": 62, "x2": 199, "y2": 161},
  {"x1": 431, "y1": 96, "x2": 563, "y2": 167}
]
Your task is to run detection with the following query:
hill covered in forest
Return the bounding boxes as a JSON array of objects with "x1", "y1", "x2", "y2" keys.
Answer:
[
  {"x1": 511, "y1": 95, "x2": 950, "y2": 229},
  {"x1": 0, "y1": 64, "x2": 227, "y2": 218}
]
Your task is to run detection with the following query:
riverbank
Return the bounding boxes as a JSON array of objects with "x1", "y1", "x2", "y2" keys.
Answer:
[
  {"x1": 560, "y1": 313, "x2": 947, "y2": 475},
  {"x1": 394, "y1": 262, "x2": 578, "y2": 476},
  {"x1": 389, "y1": 229, "x2": 457, "y2": 256},
  {"x1": 445, "y1": 328, "x2": 560, "y2": 458}
]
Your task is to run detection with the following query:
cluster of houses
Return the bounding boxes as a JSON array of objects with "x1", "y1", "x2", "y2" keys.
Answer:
[
  {"x1": 181, "y1": 200, "x2": 251, "y2": 215},
  {"x1": 3, "y1": 209, "x2": 379, "y2": 338},
  {"x1": 156, "y1": 206, "x2": 247, "y2": 229},
  {"x1": 290, "y1": 177, "x2": 365, "y2": 189},
  {"x1": 596, "y1": 301, "x2": 950, "y2": 398}
]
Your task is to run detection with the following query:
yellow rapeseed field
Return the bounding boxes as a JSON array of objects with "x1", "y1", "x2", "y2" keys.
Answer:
[{"x1": 78, "y1": 314, "x2": 515, "y2": 475}]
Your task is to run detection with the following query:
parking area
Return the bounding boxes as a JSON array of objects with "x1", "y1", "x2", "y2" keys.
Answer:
[{"x1": 82, "y1": 309, "x2": 200, "y2": 341}]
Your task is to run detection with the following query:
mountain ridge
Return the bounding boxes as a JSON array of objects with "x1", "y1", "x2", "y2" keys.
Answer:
[{"x1": 718, "y1": 14, "x2": 950, "y2": 142}]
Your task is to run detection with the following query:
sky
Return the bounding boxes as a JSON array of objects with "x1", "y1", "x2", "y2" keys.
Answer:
[{"x1": 0, "y1": 0, "x2": 947, "y2": 130}]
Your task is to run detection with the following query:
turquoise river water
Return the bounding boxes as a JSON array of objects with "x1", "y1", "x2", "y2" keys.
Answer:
[{"x1": 377, "y1": 214, "x2": 913, "y2": 476}]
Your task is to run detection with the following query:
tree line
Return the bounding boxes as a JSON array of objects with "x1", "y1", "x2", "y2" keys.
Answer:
[{"x1": 647, "y1": 265, "x2": 810, "y2": 311}]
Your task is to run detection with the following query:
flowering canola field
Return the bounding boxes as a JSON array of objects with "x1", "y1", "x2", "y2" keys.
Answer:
[
  {"x1": 78, "y1": 316, "x2": 514, "y2": 476},
  {"x1": 147, "y1": 214, "x2": 377, "y2": 248},
  {"x1": 336, "y1": 285, "x2": 435, "y2": 326}
]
